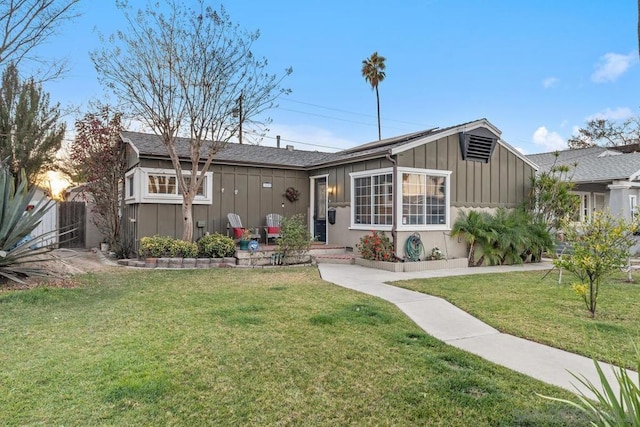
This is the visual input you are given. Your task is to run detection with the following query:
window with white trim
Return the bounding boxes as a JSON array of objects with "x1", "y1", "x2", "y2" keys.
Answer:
[
  {"x1": 349, "y1": 167, "x2": 451, "y2": 230},
  {"x1": 125, "y1": 167, "x2": 213, "y2": 204},
  {"x1": 401, "y1": 172, "x2": 447, "y2": 226},
  {"x1": 147, "y1": 174, "x2": 205, "y2": 196},
  {"x1": 352, "y1": 170, "x2": 393, "y2": 226},
  {"x1": 630, "y1": 195, "x2": 638, "y2": 218}
]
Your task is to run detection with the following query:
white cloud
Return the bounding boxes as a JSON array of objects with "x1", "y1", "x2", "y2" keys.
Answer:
[
  {"x1": 586, "y1": 106, "x2": 633, "y2": 121},
  {"x1": 514, "y1": 146, "x2": 527, "y2": 155},
  {"x1": 571, "y1": 125, "x2": 581, "y2": 136},
  {"x1": 591, "y1": 52, "x2": 636, "y2": 83},
  {"x1": 260, "y1": 124, "x2": 358, "y2": 152},
  {"x1": 532, "y1": 126, "x2": 567, "y2": 151},
  {"x1": 542, "y1": 77, "x2": 559, "y2": 88}
]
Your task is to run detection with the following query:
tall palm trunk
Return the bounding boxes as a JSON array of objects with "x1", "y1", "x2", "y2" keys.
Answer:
[{"x1": 375, "y1": 86, "x2": 381, "y2": 140}]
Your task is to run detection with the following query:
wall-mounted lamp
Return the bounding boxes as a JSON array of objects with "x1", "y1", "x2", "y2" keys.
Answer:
[
  {"x1": 234, "y1": 189, "x2": 238, "y2": 195},
  {"x1": 221, "y1": 187, "x2": 225, "y2": 193},
  {"x1": 328, "y1": 186, "x2": 335, "y2": 195}
]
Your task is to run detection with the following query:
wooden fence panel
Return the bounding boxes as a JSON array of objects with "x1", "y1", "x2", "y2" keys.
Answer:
[{"x1": 58, "y1": 201, "x2": 86, "y2": 248}]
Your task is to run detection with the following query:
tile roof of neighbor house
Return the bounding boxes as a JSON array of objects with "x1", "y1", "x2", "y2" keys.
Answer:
[
  {"x1": 526, "y1": 146, "x2": 640, "y2": 182},
  {"x1": 121, "y1": 118, "x2": 531, "y2": 170}
]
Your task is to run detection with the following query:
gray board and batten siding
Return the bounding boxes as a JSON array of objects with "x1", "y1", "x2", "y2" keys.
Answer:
[
  {"x1": 121, "y1": 131, "x2": 315, "y2": 242},
  {"x1": 310, "y1": 128, "x2": 535, "y2": 210}
]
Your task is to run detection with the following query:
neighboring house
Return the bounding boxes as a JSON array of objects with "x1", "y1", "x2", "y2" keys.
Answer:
[
  {"x1": 527, "y1": 146, "x2": 640, "y2": 223},
  {"x1": 120, "y1": 118, "x2": 535, "y2": 259}
]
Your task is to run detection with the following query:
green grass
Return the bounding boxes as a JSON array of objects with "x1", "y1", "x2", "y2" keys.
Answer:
[
  {"x1": 0, "y1": 267, "x2": 589, "y2": 425},
  {"x1": 396, "y1": 269, "x2": 640, "y2": 370}
]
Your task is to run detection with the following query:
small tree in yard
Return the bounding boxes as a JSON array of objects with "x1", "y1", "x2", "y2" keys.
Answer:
[
  {"x1": 277, "y1": 215, "x2": 311, "y2": 264},
  {"x1": 70, "y1": 106, "x2": 125, "y2": 249},
  {"x1": 91, "y1": 0, "x2": 291, "y2": 242},
  {"x1": 527, "y1": 154, "x2": 580, "y2": 232},
  {"x1": 555, "y1": 212, "x2": 638, "y2": 318}
]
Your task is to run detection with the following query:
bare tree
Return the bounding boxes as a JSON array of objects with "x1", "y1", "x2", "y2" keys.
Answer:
[
  {"x1": 0, "y1": 0, "x2": 80, "y2": 79},
  {"x1": 567, "y1": 117, "x2": 640, "y2": 149},
  {"x1": 91, "y1": 0, "x2": 291, "y2": 242}
]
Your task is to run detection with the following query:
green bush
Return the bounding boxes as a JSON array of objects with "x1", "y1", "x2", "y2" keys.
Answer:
[
  {"x1": 197, "y1": 233, "x2": 235, "y2": 258},
  {"x1": 277, "y1": 215, "x2": 311, "y2": 264},
  {"x1": 169, "y1": 239, "x2": 198, "y2": 258},
  {"x1": 452, "y1": 208, "x2": 553, "y2": 267},
  {"x1": 139, "y1": 235, "x2": 174, "y2": 258}
]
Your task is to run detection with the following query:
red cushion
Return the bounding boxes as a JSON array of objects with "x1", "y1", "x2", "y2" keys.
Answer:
[
  {"x1": 267, "y1": 226, "x2": 280, "y2": 234},
  {"x1": 233, "y1": 228, "x2": 243, "y2": 238}
]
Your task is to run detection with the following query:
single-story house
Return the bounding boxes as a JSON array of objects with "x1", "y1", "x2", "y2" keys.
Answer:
[
  {"x1": 120, "y1": 118, "x2": 536, "y2": 259},
  {"x1": 527, "y1": 146, "x2": 640, "y2": 223}
]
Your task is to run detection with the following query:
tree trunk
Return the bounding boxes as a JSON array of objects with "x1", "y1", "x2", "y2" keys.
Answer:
[
  {"x1": 182, "y1": 195, "x2": 194, "y2": 242},
  {"x1": 375, "y1": 86, "x2": 381, "y2": 140}
]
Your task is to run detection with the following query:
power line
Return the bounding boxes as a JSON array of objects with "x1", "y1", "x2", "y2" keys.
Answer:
[
  {"x1": 281, "y1": 97, "x2": 431, "y2": 127},
  {"x1": 242, "y1": 130, "x2": 344, "y2": 151}
]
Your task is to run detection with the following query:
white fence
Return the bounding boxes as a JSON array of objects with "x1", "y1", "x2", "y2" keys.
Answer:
[{"x1": 31, "y1": 202, "x2": 58, "y2": 247}]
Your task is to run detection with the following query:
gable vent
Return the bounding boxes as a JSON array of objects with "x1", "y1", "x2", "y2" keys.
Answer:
[{"x1": 459, "y1": 132, "x2": 497, "y2": 163}]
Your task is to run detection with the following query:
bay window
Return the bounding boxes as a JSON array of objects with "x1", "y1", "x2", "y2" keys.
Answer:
[{"x1": 350, "y1": 167, "x2": 451, "y2": 230}]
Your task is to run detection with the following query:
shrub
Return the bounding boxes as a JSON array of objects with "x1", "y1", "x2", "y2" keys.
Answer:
[
  {"x1": 277, "y1": 215, "x2": 311, "y2": 264},
  {"x1": 139, "y1": 235, "x2": 174, "y2": 258},
  {"x1": 452, "y1": 208, "x2": 552, "y2": 267},
  {"x1": 554, "y1": 211, "x2": 638, "y2": 317},
  {"x1": 169, "y1": 240, "x2": 198, "y2": 258},
  {"x1": 357, "y1": 231, "x2": 395, "y2": 262},
  {"x1": 197, "y1": 233, "x2": 235, "y2": 258}
]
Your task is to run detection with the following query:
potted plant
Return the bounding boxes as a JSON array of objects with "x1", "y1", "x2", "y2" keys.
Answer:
[{"x1": 238, "y1": 228, "x2": 252, "y2": 250}]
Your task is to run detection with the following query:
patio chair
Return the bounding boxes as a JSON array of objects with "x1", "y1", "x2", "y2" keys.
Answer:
[
  {"x1": 227, "y1": 213, "x2": 246, "y2": 240},
  {"x1": 265, "y1": 213, "x2": 283, "y2": 244}
]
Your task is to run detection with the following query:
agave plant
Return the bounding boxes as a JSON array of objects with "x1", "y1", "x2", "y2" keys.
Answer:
[
  {"x1": 0, "y1": 168, "x2": 58, "y2": 283},
  {"x1": 540, "y1": 356, "x2": 640, "y2": 426}
]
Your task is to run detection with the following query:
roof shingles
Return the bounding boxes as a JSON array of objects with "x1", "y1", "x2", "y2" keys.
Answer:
[{"x1": 526, "y1": 147, "x2": 640, "y2": 182}]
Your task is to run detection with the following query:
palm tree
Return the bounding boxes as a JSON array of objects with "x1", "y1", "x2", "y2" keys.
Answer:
[
  {"x1": 451, "y1": 210, "x2": 492, "y2": 267},
  {"x1": 361, "y1": 52, "x2": 386, "y2": 140}
]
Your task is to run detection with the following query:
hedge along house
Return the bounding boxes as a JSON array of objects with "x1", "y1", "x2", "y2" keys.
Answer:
[
  {"x1": 119, "y1": 118, "x2": 536, "y2": 259},
  {"x1": 308, "y1": 119, "x2": 537, "y2": 259}
]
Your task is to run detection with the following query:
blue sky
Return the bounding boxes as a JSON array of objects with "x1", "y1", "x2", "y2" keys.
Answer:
[{"x1": 38, "y1": 0, "x2": 640, "y2": 154}]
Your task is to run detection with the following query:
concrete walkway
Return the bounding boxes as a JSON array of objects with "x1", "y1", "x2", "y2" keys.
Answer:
[{"x1": 318, "y1": 262, "x2": 638, "y2": 400}]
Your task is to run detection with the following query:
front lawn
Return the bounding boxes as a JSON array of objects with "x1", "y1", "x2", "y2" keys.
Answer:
[
  {"x1": 0, "y1": 267, "x2": 587, "y2": 425},
  {"x1": 396, "y1": 270, "x2": 640, "y2": 370}
]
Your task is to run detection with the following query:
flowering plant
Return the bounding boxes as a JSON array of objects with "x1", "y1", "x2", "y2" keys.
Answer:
[
  {"x1": 430, "y1": 247, "x2": 444, "y2": 260},
  {"x1": 356, "y1": 231, "x2": 396, "y2": 262},
  {"x1": 284, "y1": 187, "x2": 300, "y2": 202},
  {"x1": 241, "y1": 228, "x2": 254, "y2": 240}
]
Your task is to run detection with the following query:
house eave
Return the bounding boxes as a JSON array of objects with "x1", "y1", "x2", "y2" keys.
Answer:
[
  {"x1": 138, "y1": 153, "x2": 308, "y2": 171},
  {"x1": 305, "y1": 152, "x2": 389, "y2": 170}
]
